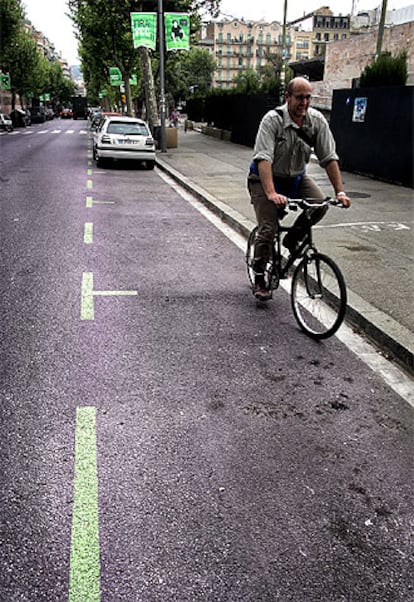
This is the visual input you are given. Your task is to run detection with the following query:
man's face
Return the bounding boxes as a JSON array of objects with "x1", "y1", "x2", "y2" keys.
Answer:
[{"x1": 286, "y1": 81, "x2": 312, "y2": 121}]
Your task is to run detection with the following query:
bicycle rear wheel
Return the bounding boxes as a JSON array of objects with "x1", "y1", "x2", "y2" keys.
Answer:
[
  {"x1": 291, "y1": 253, "x2": 347, "y2": 339},
  {"x1": 245, "y1": 227, "x2": 276, "y2": 290}
]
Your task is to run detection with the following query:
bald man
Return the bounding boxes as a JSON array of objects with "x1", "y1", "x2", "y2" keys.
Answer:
[{"x1": 248, "y1": 77, "x2": 351, "y2": 301}]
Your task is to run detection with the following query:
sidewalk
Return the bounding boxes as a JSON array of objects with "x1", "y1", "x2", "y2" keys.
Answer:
[{"x1": 156, "y1": 128, "x2": 414, "y2": 375}]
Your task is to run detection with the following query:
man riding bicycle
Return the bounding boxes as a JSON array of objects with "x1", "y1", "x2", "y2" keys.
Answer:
[{"x1": 248, "y1": 76, "x2": 351, "y2": 301}]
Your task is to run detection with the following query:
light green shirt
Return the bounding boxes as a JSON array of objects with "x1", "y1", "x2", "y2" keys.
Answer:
[{"x1": 252, "y1": 104, "x2": 339, "y2": 177}]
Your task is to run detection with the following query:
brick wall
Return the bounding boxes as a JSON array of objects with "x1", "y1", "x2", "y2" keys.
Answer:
[{"x1": 312, "y1": 22, "x2": 414, "y2": 111}]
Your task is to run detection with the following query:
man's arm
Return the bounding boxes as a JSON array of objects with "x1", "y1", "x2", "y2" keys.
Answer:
[
  {"x1": 258, "y1": 160, "x2": 288, "y2": 207},
  {"x1": 325, "y1": 160, "x2": 351, "y2": 207}
]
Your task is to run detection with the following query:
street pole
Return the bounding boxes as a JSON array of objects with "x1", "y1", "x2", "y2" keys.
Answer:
[
  {"x1": 376, "y1": 0, "x2": 388, "y2": 57},
  {"x1": 280, "y1": 0, "x2": 288, "y2": 103},
  {"x1": 158, "y1": 0, "x2": 167, "y2": 152}
]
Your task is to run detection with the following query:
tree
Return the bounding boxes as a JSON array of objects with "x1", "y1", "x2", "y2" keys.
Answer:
[
  {"x1": 233, "y1": 69, "x2": 261, "y2": 94},
  {"x1": 68, "y1": 0, "x2": 222, "y2": 129},
  {"x1": 6, "y1": 30, "x2": 41, "y2": 108},
  {"x1": 360, "y1": 50, "x2": 408, "y2": 87},
  {"x1": 164, "y1": 47, "x2": 216, "y2": 105},
  {"x1": 0, "y1": 0, "x2": 24, "y2": 71}
]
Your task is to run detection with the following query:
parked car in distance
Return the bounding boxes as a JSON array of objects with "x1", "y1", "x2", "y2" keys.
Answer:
[
  {"x1": 0, "y1": 113, "x2": 13, "y2": 131},
  {"x1": 30, "y1": 106, "x2": 47, "y2": 123},
  {"x1": 60, "y1": 107, "x2": 73, "y2": 119},
  {"x1": 89, "y1": 111, "x2": 121, "y2": 131},
  {"x1": 93, "y1": 116, "x2": 156, "y2": 169},
  {"x1": 10, "y1": 108, "x2": 30, "y2": 127}
]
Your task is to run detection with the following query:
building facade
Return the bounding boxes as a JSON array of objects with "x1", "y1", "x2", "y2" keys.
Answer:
[
  {"x1": 201, "y1": 7, "x2": 351, "y2": 89},
  {"x1": 202, "y1": 19, "x2": 290, "y2": 88}
]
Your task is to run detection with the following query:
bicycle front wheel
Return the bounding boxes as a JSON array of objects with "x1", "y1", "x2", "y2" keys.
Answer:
[{"x1": 291, "y1": 253, "x2": 347, "y2": 339}]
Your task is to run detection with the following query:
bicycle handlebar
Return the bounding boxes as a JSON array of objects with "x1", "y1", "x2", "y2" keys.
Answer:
[{"x1": 287, "y1": 197, "x2": 345, "y2": 210}]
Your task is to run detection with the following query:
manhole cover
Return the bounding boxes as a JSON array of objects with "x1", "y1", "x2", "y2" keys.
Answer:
[{"x1": 347, "y1": 192, "x2": 371, "y2": 199}]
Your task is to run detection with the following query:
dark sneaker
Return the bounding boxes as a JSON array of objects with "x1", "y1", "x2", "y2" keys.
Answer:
[{"x1": 252, "y1": 284, "x2": 272, "y2": 301}]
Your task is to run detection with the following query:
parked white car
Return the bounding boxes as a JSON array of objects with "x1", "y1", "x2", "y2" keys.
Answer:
[
  {"x1": 0, "y1": 112, "x2": 13, "y2": 132},
  {"x1": 93, "y1": 115, "x2": 156, "y2": 169}
]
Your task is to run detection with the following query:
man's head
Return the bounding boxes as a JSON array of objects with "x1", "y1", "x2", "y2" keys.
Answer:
[{"x1": 285, "y1": 77, "x2": 313, "y2": 124}]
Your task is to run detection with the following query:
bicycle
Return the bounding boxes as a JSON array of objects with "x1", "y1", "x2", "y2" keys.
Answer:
[{"x1": 246, "y1": 198, "x2": 347, "y2": 339}]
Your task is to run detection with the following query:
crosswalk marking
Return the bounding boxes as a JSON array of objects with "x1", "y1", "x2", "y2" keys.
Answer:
[{"x1": 0, "y1": 129, "x2": 88, "y2": 136}]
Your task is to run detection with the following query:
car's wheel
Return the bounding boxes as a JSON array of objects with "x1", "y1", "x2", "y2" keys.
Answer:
[{"x1": 145, "y1": 160, "x2": 155, "y2": 170}]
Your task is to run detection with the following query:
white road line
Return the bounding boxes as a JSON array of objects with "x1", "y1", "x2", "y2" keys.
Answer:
[{"x1": 158, "y1": 170, "x2": 414, "y2": 408}]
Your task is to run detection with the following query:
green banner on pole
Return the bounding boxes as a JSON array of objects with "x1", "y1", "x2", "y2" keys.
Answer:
[
  {"x1": 130, "y1": 13, "x2": 157, "y2": 51},
  {"x1": 109, "y1": 67, "x2": 123, "y2": 86},
  {"x1": 129, "y1": 74, "x2": 138, "y2": 86},
  {"x1": 164, "y1": 13, "x2": 190, "y2": 51},
  {"x1": 0, "y1": 73, "x2": 11, "y2": 90}
]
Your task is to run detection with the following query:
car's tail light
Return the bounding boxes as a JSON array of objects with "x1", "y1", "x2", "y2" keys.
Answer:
[
  {"x1": 101, "y1": 134, "x2": 111, "y2": 143},
  {"x1": 145, "y1": 137, "x2": 155, "y2": 146}
]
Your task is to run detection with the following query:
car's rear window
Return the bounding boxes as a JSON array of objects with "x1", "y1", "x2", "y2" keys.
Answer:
[{"x1": 107, "y1": 122, "x2": 149, "y2": 135}]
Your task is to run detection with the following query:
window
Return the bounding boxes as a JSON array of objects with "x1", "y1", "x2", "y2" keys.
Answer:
[
  {"x1": 324, "y1": 33, "x2": 329, "y2": 41},
  {"x1": 107, "y1": 122, "x2": 148, "y2": 136}
]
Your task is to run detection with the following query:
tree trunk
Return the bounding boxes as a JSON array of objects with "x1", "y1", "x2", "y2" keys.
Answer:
[{"x1": 139, "y1": 47, "x2": 159, "y2": 132}]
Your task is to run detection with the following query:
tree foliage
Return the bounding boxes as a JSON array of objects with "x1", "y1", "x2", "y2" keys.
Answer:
[
  {"x1": 360, "y1": 50, "x2": 408, "y2": 87},
  {"x1": 1, "y1": 0, "x2": 77, "y2": 108},
  {"x1": 0, "y1": 0, "x2": 24, "y2": 70},
  {"x1": 68, "y1": 0, "x2": 220, "y2": 126}
]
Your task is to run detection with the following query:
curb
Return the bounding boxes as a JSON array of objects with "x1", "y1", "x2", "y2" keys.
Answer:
[{"x1": 156, "y1": 157, "x2": 414, "y2": 376}]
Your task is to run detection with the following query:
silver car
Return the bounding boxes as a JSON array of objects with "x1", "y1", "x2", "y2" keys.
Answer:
[{"x1": 93, "y1": 116, "x2": 156, "y2": 169}]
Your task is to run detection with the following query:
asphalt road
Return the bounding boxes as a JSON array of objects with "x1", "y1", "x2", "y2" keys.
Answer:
[{"x1": 1, "y1": 120, "x2": 413, "y2": 601}]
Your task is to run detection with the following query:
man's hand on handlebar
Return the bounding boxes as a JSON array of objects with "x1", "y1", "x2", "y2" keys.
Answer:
[
  {"x1": 267, "y1": 192, "x2": 288, "y2": 207},
  {"x1": 336, "y1": 192, "x2": 351, "y2": 208}
]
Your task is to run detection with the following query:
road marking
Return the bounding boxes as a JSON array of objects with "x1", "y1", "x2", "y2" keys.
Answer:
[
  {"x1": 51, "y1": 129, "x2": 62, "y2": 134},
  {"x1": 158, "y1": 169, "x2": 414, "y2": 408},
  {"x1": 86, "y1": 196, "x2": 114, "y2": 208},
  {"x1": 69, "y1": 406, "x2": 101, "y2": 602},
  {"x1": 66, "y1": 130, "x2": 75, "y2": 134},
  {"x1": 87, "y1": 180, "x2": 93, "y2": 189},
  {"x1": 84, "y1": 223, "x2": 93, "y2": 244},
  {"x1": 316, "y1": 221, "x2": 411, "y2": 232},
  {"x1": 88, "y1": 169, "x2": 93, "y2": 176},
  {"x1": 81, "y1": 272, "x2": 138, "y2": 320}
]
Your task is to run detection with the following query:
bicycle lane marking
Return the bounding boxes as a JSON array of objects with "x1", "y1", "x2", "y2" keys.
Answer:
[
  {"x1": 158, "y1": 170, "x2": 414, "y2": 408},
  {"x1": 69, "y1": 406, "x2": 101, "y2": 602}
]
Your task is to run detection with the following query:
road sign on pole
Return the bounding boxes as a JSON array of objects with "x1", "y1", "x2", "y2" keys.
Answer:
[{"x1": 0, "y1": 74, "x2": 11, "y2": 90}]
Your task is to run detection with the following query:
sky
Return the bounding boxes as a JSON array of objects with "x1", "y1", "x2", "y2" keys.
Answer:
[{"x1": 22, "y1": 0, "x2": 411, "y2": 65}]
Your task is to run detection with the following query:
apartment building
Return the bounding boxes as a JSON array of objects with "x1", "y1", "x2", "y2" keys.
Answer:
[
  {"x1": 202, "y1": 19, "x2": 290, "y2": 88},
  {"x1": 24, "y1": 20, "x2": 72, "y2": 78},
  {"x1": 201, "y1": 7, "x2": 351, "y2": 89},
  {"x1": 290, "y1": 7, "x2": 350, "y2": 61}
]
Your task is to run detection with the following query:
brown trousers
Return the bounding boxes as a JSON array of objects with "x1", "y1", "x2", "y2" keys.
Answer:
[{"x1": 247, "y1": 174, "x2": 328, "y2": 273}]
